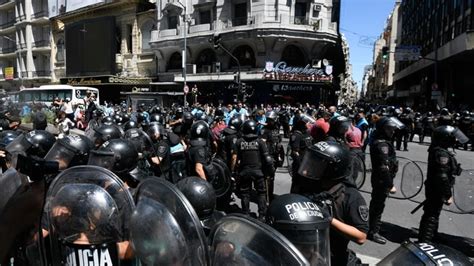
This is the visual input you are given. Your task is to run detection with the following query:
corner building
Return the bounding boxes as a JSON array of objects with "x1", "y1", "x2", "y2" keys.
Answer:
[{"x1": 151, "y1": 0, "x2": 344, "y2": 105}]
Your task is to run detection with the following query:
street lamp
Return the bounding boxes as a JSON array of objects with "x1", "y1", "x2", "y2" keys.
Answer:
[{"x1": 2, "y1": 36, "x2": 24, "y2": 89}]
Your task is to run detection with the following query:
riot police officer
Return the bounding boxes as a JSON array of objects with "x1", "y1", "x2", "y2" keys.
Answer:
[
  {"x1": 397, "y1": 107, "x2": 413, "y2": 151},
  {"x1": 187, "y1": 121, "x2": 215, "y2": 181},
  {"x1": 422, "y1": 112, "x2": 436, "y2": 143},
  {"x1": 232, "y1": 120, "x2": 274, "y2": 221},
  {"x1": 260, "y1": 110, "x2": 283, "y2": 202},
  {"x1": 459, "y1": 110, "x2": 472, "y2": 150},
  {"x1": 220, "y1": 116, "x2": 243, "y2": 169},
  {"x1": 288, "y1": 113, "x2": 314, "y2": 193},
  {"x1": 297, "y1": 141, "x2": 368, "y2": 265},
  {"x1": 418, "y1": 126, "x2": 468, "y2": 242},
  {"x1": 368, "y1": 117, "x2": 404, "y2": 244},
  {"x1": 410, "y1": 112, "x2": 424, "y2": 143},
  {"x1": 437, "y1": 108, "x2": 453, "y2": 126}
]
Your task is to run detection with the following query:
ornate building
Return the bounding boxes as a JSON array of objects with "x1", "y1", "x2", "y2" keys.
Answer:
[{"x1": 150, "y1": 0, "x2": 344, "y2": 105}]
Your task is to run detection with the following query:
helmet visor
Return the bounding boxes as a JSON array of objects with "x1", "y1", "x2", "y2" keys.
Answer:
[
  {"x1": 453, "y1": 128, "x2": 469, "y2": 144},
  {"x1": 88, "y1": 150, "x2": 116, "y2": 172},
  {"x1": 44, "y1": 140, "x2": 77, "y2": 170},
  {"x1": 297, "y1": 149, "x2": 332, "y2": 180},
  {"x1": 5, "y1": 134, "x2": 31, "y2": 155},
  {"x1": 387, "y1": 117, "x2": 405, "y2": 130},
  {"x1": 293, "y1": 229, "x2": 330, "y2": 266}
]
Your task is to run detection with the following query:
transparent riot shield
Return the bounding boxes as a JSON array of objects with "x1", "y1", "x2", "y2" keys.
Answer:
[
  {"x1": 44, "y1": 165, "x2": 135, "y2": 266},
  {"x1": 210, "y1": 214, "x2": 309, "y2": 266},
  {"x1": 351, "y1": 152, "x2": 366, "y2": 189},
  {"x1": 130, "y1": 178, "x2": 209, "y2": 265},
  {"x1": 0, "y1": 168, "x2": 28, "y2": 213},
  {"x1": 453, "y1": 169, "x2": 474, "y2": 214},
  {"x1": 211, "y1": 159, "x2": 232, "y2": 198}
]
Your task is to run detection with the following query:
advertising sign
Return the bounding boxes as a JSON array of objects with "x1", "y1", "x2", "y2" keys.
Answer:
[
  {"x1": 263, "y1": 61, "x2": 332, "y2": 83},
  {"x1": 4, "y1": 67, "x2": 14, "y2": 80}
]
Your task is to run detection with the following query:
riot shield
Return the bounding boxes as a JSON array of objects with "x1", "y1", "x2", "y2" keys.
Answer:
[
  {"x1": 378, "y1": 241, "x2": 472, "y2": 266},
  {"x1": 0, "y1": 168, "x2": 28, "y2": 213},
  {"x1": 130, "y1": 178, "x2": 209, "y2": 265},
  {"x1": 210, "y1": 214, "x2": 309, "y2": 266},
  {"x1": 44, "y1": 165, "x2": 135, "y2": 266},
  {"x1": 351, "y1": 152, "x2": 366, "y2": 189},
  {"x1": 398, "y1": 158, "x2": 424, "y2": 200},
  {"x1": 211, "y1": 159, "x2": 232, "y2": 198},
  {"x1": 286, "y1": 145, "x2": 293, "y2": 177},
  {"x1": 453, "y1": 169, "x2": 474, "y2": 213}
]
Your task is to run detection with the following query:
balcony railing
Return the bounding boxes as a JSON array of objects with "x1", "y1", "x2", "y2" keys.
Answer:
[
  {"x1": 32, "y1": 10, "x2": 48, "y2": 19},
  {"x1": 32, "y1": 70, "x2": 51, "y2": 77},
  {"x1": 16, "y1": 15, "x2": 26, "y2": 22},
  {"x1": 32, "y1": 40, "x2": 50, "y2": 48},
  {"x1": 0, "y1": 20, "x2": 15, "y2": 29},
  {"x1": 0, "y1": 46, "x2": 15, "y2": 53},
  {"x1": 293, "y1": 16, "x2": 309, "y2": 25},
  {"x1": 232, "y1": 17, "x2": 248, "y2": 26}
]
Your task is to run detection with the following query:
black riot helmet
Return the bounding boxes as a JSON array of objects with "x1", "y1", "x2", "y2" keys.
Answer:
[
  {"x1": 114, "y1": 114, "x2": 124, "y2": 126},
  {"x1": 101, "y1": 116, "x2": 115, "y2": 126},
  {"x1": 242, "y1": 119, "x2": 258, "y2": 138},
  {"x1": 123, "y1": 120, "x2": 138, "y2": 131},
  {"x1": 228, "y1": 116, "x2": 243, "y2": 131},
  {"x1": 0, "y1": 130, "x2": 21, "y2": 149},
  {"x1": 182, "y1": 111, "x2": 194, "y2": 126},
  {"x1": 293, "y1": 113, "x2": 315, "y2": 131},
  {"x1": 176, "y1": 176, "x2": 216, "y2": 219},
  {"x1": 328, "y1": 116, "x2": 352, "y2": 140},
  {"x1": 265, "y1": 111, "x2": 278, "y2": 121},
  {"x1": 404, "y1": 107, "x2": 412, "y2": 114},
  {"x1": 267, "y1": 194, "x2": 331, "y2": 265},
  {"x1": 147, "y1": 122, "x2": 166, "y2": 142},
  {"x1": 175, "y1": 107, "x2": 184, "y2": 117},
  {"x1": 462, "y1": 110, "x2": 470, "y2": 117},
  {"x1": 194, "y1": 112, "x2": 208, "y2": 122},
  {"x1": 150, "y1": 113, "x2": 165, "y2": 124},
  {"x1": 375, "y1": 116, "x2": 405, "y2": 140},
  {"x1": 298, "y1": 141, "x2": 352, "y2": 184},
  {"x1": 427, "y1": 111, "x2": 433, "y2": 116},
  {"x1": 88, "y1": 139, "x2": 139, "y2": 175},
  {"x1": 415, "y1": 112, "x2": 421, "y2": 118},
  {"x1": 86, "y1": 124, "x2": 122, "y2": 147},
  {"x1": 45, "y1": 135, "x2": 94, "y2": 169},
  {"x1": 190, "y1": 121, "x2": 210, "y2": 144},
  {"x1": 431, "y1": 125, "x2": 469, "y2": 148},
  {"x1": 6, "y1": 130, "x2": 55, "y2": 157},
  {"x1": 379, "y1": 241, "x2": 472, "y2": 266},
  {"x1": 440, "y1": 107, "x2": 450, "y2": 116},
  {"x1": 124, "y1": 128, "x2": 153, "y2": 155}
]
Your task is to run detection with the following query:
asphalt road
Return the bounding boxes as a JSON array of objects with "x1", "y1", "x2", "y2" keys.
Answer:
[{"x1": 268, "y1": 137, "x2": 474, "y2": 265}]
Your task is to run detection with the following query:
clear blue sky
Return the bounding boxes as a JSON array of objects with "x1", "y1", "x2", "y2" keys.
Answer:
[{"x1": 340, "y1": 0, "x2": 397, "y2": 90}]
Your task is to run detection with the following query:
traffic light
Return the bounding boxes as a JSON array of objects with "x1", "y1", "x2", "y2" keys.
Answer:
[
  {"x1": 208, "y1": 34, "x2": 221, "y2": 49},
  {"x1": 382, "y1": 46, "x2": 389, "y2": 59}
]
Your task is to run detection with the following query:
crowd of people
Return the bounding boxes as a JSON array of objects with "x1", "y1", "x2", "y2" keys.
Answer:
[{"x1": 0, "y1": 98, "x2": 472, "y2": 265}]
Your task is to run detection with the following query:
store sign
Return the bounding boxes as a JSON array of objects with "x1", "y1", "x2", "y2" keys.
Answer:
[
  {"x1": 4, "y1": 67, "x2": 14, "y2": 80},
  {"x1": 272, "y1": 84, "x2": 314, "y2": 92},
  {"x1": 67, "y1": 78, "x2": 102, "y2": 85},
  {"x1": 263, "y1": 61, "x2": 332, "y2": 83},
  {"x1": 65, "y1": 76, "x2": 152, "y2": 85}
]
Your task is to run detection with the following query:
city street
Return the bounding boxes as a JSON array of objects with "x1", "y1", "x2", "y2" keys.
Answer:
[{"x1": 269, "y1": 137, "x2": 474, "y2": 265}]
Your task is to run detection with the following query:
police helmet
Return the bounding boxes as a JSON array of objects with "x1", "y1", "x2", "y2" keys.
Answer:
[
  {"x1": 147, "y1": 122, "x2": 166, "y2": 142},
  {"x1": 432, "y1": 125, "x2": 469, "y2": 147},
  {"x1": 190, "y1": 120, "x2": 210, "y2": 142},
  {"x1": 182, "y1": 112, "x2": 194, "y2": 126},
  {"x1": 101, "y1": 116, "x2": 115, "y2": 126},
  {"x1": 241, "y1": 120, "x2": 258, "y2": 138},
  {"x1": 88, "y1": 124, "x2": 123, "y2": 147},
  {"x1": 440, "y1": 108, "x2": 450, "y2": 116},
  {"x1": 415, "y1": 112, "x2": 421, "y2": 118},
  {"x1": 123, "y1": 120, "x2": 138, "y2": 131},
  {"x1": 328, "y1": 116, "x2": 351, "y2": 140},
  {"x1": 298, "y1": 141, "x2": 352, "y2": 182},
  {"x1": 293, "y1": 113, "x2": 315, "y2": 131},
  {"x1": 25, "y1": 130, "x2": 56, "y2": 157},
  {"x1": 88, "y1": 139, "x2": 139, "y2": 174},
  {"x1": 214, "y1": 108, "x2": 224, "y2": 117},
  {"x1": 44, "y1": 135, "x2": 94, "y2": 169},
  {"x1": 114, "y1": 114, "x2": 124, "y2": 126},
  {"x1": 265, "y1": 111, "x2": 278, "y2": 121},
  {"x1": 375, "y1": 116, "x2": 405, "y2": 139},
  {"x1": 427, "y1": 111, "x2": 433, "y2": 116},
  {"x1": 404, "y1": 107, "x2": 412, "y2": 114},
  {"x1": 228, "y1": 116, "x2": 243, "y2": 131},
  {"x1": 462, "y1": 110, "x2": 470, "y2": 117},
  {"x1": 0, "y1": 130, "x2": 21, "y2": 149},
  {"x1": 150, "y1": 113, "x2": 165, "y2": 124},
  {"x1": 267, "y1": 194, "x2": 331, "y2": 265},
  {"x1": 176, "y1": 176, "x2": 216, "y2": 219}
]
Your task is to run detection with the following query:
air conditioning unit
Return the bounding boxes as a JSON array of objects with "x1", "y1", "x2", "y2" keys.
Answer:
[{"x1": 313, "y1": 4, "x2": 322, "y2": 12}]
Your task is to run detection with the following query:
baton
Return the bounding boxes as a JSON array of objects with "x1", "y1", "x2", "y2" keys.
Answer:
[{"x1": 411, "y1": 200, "x2": 426, "y2": 214}]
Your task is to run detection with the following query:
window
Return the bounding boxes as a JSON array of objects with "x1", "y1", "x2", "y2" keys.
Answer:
[
  {"x1": 200, "y1": 10, "x2": 211, "y2": 24},
  {"x1": 168, "y1": 52, "x2": 182, "y2": 70},
  {"x1": 230, "y1": 45, "x2": 255, "y2": 68},
  {"x1": 127, "y1": 24, "x2": 133, "y2": 53},
  {"x1": 294, "y1": 2, "x2": 308, "y2": 25},
  {"x1": 233, "y1": 3, "x2": 247, "y2": 26},
  {"x1": 56, "y1": 39, "x2": 65, "y2": 62},
  {"x1": 168, "y1": 16, "x2": 178, "y2": 29}
]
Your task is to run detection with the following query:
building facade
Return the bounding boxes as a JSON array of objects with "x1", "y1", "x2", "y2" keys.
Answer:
[
  {"x1": 0, "y1": 0, "x2": 52, "y2": 91},
  {"x1": 394, "y1": 0, "x2": 474, "y2": 110},
  {"x1": 150, "y1": 0, "x2": 344, "y2": 105}
]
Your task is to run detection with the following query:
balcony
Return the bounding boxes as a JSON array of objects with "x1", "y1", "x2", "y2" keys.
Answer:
[
  {"x1": 293, "y1": 16, "x2": 309, "y2": 25},
  {"x1": 32, "y1": 40, "x2": 50, "y2": 48},
  {"x1": 189, "y1": 23, "x2": 211, "y2": 33},
  {"x1": 31, "y1": 70, "x2": 51, "y2": 78},
  {"x1": 16, "y1": 14, "x2": 26, "y2": 23},
  {"x1": 232, "y1": 17, "x2": 248, "y2": 27},
  {"x1": 0, "y1": 46, "x2": 15, "y2": 53},
  {"x1": 0, "y1": 20, "x2": 14, "y2": 29},
  {"x1": 159, "y1": 28, "x2": 178, "y2": 37}
]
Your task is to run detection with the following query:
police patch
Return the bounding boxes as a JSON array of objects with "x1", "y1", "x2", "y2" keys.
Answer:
[
  {"x1": 358, "y1": 205, "x2": 369, "y2": 222},
  {"x1": 438, "y1": 156, "x2": 449, "y2": 165},
  {"x1": 158, "y1": 145, "x2": 167, "y2": 154},
  {"x1": 198, "y1": 149, "x2": 205, "y2": 158},
  {"x1": 380, "y1": 146, "x2": 389, "y2": 154}
]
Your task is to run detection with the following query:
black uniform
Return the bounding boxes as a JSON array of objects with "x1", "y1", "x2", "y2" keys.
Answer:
[
  {"x1": 221, "y1": 128, "x2": 240, "y2": 169},
  {"x1": 410, "y1": 115, "x2": 424, "y2": 143},
  {"x1": 422, "y1": 115, "x2": 435, "y2": 143},
  {"x1": 397, "y1": 112, "x2": 413, "y2": 151},
  {"x1": 437, "y1": 115, "x2": 453, "y2": 126},
  {"x1": 260, "y1": 126, "x2": 283, "y2": 201},
  {"x1": 419, "y1": 147, "x2": 460, "y2": 242},
  {"x1": 234, "y1": 136, "x2": 274, "y2": 218},
  {"x1": 459, "y1": 114, "x2": 472, "y2": 150},
  {"x1": 369, "y1": 138, "x2": 398, "y2": 238},
  {"x1": 150, "y1": 139, "x2": 170, "y2": 177},
  {"x1": 279, "y1": 109, "x2": 291, "y2": 138},
  {"x1": 187, "y1": 144, "x2": 214, "y2": 180},
  {"x1": 288, "y1": 130, "x2": 313, "y2": 193}
]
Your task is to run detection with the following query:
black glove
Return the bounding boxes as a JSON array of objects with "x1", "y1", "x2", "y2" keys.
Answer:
[{"x1": 454, "y1": 163, "x2": 462, "y2": 176}]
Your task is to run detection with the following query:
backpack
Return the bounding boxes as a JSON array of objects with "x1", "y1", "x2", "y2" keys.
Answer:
[{"x1": 33, "y1": 111, "x2": 47, "y2": 130}]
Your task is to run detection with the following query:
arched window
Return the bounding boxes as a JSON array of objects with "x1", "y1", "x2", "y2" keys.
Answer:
[
  {"x1": 196, "y1": 49, "x2": 216, "y2": 71},
  {"x1": 280, "y1": 45, "x2": 306, "y2": 66},
  {"x1": 229, "y1": 45, "x2": 255, "y2": 68},
  {"x1": 56, "y1": 38, "x2": 65, "y2": 63},
  {"x1": 168, "y1": 52, "x2": 182, "y2": 70},
  {"x1": 141, "y1": 20, "x2": 155, "y2": 51}
]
